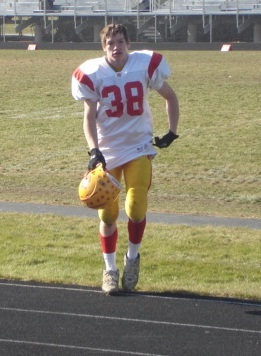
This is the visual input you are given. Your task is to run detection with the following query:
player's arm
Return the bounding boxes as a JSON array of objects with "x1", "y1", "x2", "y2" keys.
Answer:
[
  {"x1": 154, "y1": 81, "x2": 179, "y2": 148},
  {"x1": 83, "y1": 99, "x2": 106, "y2": 170},
  {"x1": 157, "y1": 81, "x2": 179, "y2": 134},
  {"x1": 83, "y1": 99, "x2": 98, "y2": 149}
]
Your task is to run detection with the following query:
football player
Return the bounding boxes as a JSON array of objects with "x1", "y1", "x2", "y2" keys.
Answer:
[{"x1": 72, "y1": 23, "x2": 179, "y2": 294}]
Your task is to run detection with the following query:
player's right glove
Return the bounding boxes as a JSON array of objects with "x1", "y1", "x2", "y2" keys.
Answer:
[
  {"x1": 88, "y1": 148, "x2": 106, "y2": 171},
  {"x1": 153, "y1": 130, "x2": 179, "y2": 148}
]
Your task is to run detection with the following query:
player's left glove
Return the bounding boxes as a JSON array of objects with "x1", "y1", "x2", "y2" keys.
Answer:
[
  {"x1": 153, "y1": 130, "x2": 179, "y2": 148},
  {"x1": 88, "y1": 148, "x2": 106, "y2": 171}
]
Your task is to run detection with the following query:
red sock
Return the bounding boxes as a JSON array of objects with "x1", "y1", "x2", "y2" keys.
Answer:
[
  {"x1": 99, "y1": 229, "x2": 118, "y2": 254},
  {"x1": 128, "y1": 217, "x2": 146, "y2": 244}
]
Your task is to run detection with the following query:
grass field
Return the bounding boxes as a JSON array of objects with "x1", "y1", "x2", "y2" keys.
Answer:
[
  {"x1": 1, "y1": 213, "x2": 260, "y2": 300},
  {"x1": 1, "y1": 49, "x2": 260, "y2": 300},
  {"x1": 1, "y1": 49, "x2": 260, "y2": 217}
]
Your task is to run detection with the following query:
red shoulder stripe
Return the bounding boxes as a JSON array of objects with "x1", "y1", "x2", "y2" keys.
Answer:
[
  {"x1": 148, "y1": 52, "x2": 163, "y2": 79},
  {"x1": 73, "y1": 68, "x2": 95, "y2": 92}
]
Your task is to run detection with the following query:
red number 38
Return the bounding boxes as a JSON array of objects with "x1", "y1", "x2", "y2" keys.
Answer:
[{"x1": 101, "y1": 81, "x2": 144, "y2": 118}]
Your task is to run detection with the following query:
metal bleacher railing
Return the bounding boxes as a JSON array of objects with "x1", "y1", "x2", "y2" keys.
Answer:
[{"x1": 0, "y1": 0, "x2": 260, "y2": 16}]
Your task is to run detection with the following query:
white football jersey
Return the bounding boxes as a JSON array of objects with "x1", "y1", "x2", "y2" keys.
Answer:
[{"x1": 72, "y1": 50, "x2": 171, "y2": 170}]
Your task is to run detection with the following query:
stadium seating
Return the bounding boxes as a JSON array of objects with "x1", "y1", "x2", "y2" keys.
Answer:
[
  {"x1": 0, "y1": 0, "x2": 260, "y2": 43},
  {"x1": 1, "y1": 0, "x2": 261, "y2": 15}
]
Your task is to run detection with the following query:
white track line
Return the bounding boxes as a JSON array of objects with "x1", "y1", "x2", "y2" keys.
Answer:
[
  {"x1": 0, "y1": 281, "x2": 260, "y2": 307},
  {"x1": 0, "y1": 338, "x2": 162, "y2": 356},
  {"x1": 0, "y1": 281, "x2": 101, "y2": 293},
  {"x1": 0, "y1": 307, "x2": 260, "y2": 335}
]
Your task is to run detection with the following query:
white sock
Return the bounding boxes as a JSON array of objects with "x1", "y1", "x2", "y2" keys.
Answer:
[
  {"x1": 103, "y1": 252, "x2": 117, "y2": 271},
  {"x1": 127, "y1": 242, "x2": 140, "y2": 260}
]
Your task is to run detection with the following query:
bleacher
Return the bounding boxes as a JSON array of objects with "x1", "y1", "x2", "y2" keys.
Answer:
[
  {"x1": 167, "y1": 0, "x2": 261, "y2": 13},
  {"x1": 54, "y1": 0, "x2": 100, "y2": 13},
  {"x1": 1, "y1": 0, "x2": 38, "y2": 15},
  {"x1": 0, "y1": 0, "x2": 260, "y2": 43},
  {"x1": 0, "y1": 0, "x2": 261, "y2": 15},
  {"x1": 220, "y1": 0, "x2": 261, "y2": 11},
  {"x1": 98, "y1": 0, "x2": 125, "y2": 12}
]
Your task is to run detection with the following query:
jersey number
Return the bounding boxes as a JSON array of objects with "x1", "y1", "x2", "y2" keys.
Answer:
[{"x1": 102, "y1": 81, "x2": 144, "y2": 118}]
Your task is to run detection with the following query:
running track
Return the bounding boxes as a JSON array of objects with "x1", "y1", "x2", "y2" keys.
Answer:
[{"x1": 0, "y1": 280, "x2": 260, "y2": 356}]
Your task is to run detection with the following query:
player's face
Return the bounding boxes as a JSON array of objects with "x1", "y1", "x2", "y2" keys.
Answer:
[{"x1": 103, "y1": 33, "x2": 130, "y2": 68}]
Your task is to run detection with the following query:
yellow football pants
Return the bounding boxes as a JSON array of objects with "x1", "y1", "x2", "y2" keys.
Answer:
[{"x1": 98, "y1": 155, "x2": 152, "y2": 224}]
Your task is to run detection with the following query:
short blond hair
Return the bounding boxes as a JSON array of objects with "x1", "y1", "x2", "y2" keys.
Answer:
[{"x1": 100, "y1": 24, "x2": 130, "y2": 48}]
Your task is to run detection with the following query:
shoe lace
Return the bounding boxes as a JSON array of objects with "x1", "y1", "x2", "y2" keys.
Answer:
[
  {"x1": 125, "y1": 259, "x2": 138, "y2": 275},
  {"x1": 105, "y1": 271, "x2": 118, "y2": 284}
]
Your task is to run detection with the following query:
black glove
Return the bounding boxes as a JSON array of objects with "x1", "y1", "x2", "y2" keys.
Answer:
[
  {"x1": 88, "y1": 148, "x2": 106, "y2": 171},
  {"x1": 153, "y1": 130, "x2": 179, "y2": 148}
]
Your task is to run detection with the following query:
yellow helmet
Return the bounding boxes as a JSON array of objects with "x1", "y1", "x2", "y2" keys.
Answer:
[{"x1": 78, "y1": 164, "x2": 121, "y2": 209}]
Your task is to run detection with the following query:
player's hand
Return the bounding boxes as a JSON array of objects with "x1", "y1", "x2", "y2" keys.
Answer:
[
  {"x1": 153, "y1": 130, "x2": 179, "y2": 148},
  {"x1": 88, "y1": 148, "x2": 106, "y2": 170}
]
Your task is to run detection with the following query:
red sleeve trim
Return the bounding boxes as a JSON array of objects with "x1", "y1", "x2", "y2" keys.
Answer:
[
  {"x1": 148, "y1": 52, "x2": 163, "y2": 79},
  {"x1": 73, "y1": 68, "x2": 95, "y2": 92}
]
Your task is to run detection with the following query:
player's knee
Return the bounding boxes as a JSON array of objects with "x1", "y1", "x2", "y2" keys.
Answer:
[
  {"x1": 125, "y1": 187, "x2": 147, "y2": 222},
  {"x1": 98, "y1": 200, "x2": 119, "y2": 225}
]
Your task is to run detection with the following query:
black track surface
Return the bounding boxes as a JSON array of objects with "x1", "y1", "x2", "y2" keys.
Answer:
[{"x1": 0, "y1": 280, "x2": 260, "y2": 356}]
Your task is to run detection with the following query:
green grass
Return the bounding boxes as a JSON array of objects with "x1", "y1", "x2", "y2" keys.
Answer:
[
  {"x1": 1, "y1": 213, "x2": 260, "y2": 300},
  {"x1": 1, "y1": 49, "x2": 260, "y2": 299},
  {"x1": 1, "y1": 50, "x2": 260, "y2": 217}
]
